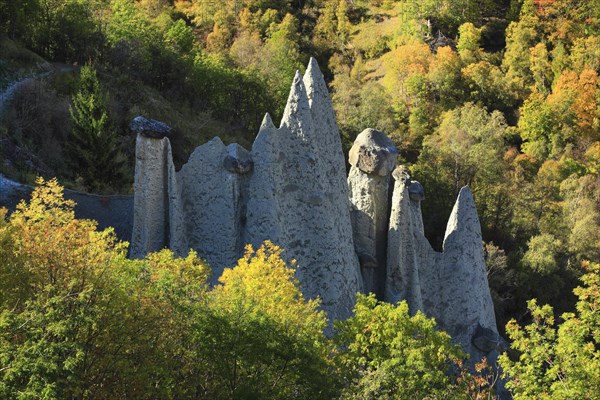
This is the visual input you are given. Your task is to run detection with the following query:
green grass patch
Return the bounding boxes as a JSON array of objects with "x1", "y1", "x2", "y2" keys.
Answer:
[{"x1": 0, "y1": 37, "x2": 48, "y2": 90}]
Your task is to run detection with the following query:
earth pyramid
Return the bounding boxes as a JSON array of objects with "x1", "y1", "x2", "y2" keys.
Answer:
[
  {"x1": 131, "y1": 58, "x2": 503, "y2": 363},
  {"x1": 132, "y1": 59, "x2": 363, "y2": 321}
]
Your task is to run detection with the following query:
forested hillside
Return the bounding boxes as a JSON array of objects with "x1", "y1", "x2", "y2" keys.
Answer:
[
  {"x1": 1, "y1": 178, "x2": 598, "y2": 399},
  {"x1": 1, "y1": 0, "x2": 599, "y2": 398}
]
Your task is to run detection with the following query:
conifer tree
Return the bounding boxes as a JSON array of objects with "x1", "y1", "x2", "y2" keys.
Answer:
[{"x1": 68, "y1": 65, "x2": 125, "y2": 192}]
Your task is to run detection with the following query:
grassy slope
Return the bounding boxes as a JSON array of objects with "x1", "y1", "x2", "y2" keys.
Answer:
[
  {"x1": 0, "y1": 38, "x2": 49, "y2": 90},
  {"x1": 0, "y1": 38, "x2": 257, "y2": 192}
]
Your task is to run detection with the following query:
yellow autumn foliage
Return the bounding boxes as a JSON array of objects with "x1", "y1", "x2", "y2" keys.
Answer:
[{"x1": 214, "y1": 241, "x2": 327, "y2": 335}]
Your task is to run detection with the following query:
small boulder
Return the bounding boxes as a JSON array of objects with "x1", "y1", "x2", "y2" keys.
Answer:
[
  {"x1": 392, "y1": 165, "x2": 411, "y2": 183},
  {"x1": 408, "y1": 181, "x2": 425, "y2": 201},
  {"x1": 223, "y1": 143, "x2": 253, "y2": 174},
  {"x1": 130, "y1": 116, "x2": 172, "y2": 139},
  {"x1": 349, "y1": 128, "x2": 398, "y2": 176}
]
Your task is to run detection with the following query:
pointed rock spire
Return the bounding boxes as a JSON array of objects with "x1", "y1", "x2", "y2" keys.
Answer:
[
  {"x1": 385, "y1": 167, "x2": 439, "y2": 314},
  {"x1": 303, "y1": 58, "x2": 345, "y2": 148},
  {"x1": 261, "y1": 112, "x2": 275, "y2": 130},
  {"x1": 247, "y1": 61, "x2": 363, "y2": 324},
  {"x1": 253, "y1": 113, "x2": 279, "y2": 155},
  {"x1": 280, "y1": 70, "x2": 313, "y2": 140},
  {"x1": 303, "y1": 57, "x2": 328, "y2": 107},
  {"x1": 386, "y1": 176, "x2": 422, "y2": 311},
  {"x1": 436, "y1": 185, "x2": 499, "y2": 360},
  {"x1": 443, "y1": 186, "x2": 482, "y2": 248}
]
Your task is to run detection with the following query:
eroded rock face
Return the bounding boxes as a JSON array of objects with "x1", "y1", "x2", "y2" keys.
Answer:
[
  {"x1": 303, "y1": 58, "x2": 364, "y2": 317},
  {"x1": 130, "y1": 134, "x2": 183, "y2": 258},
  {"x1": 243, "y1": 113, "x2": 285, "y2": 248},
  {"x1": 130, "y1": 59, "x2": 500, "y2": 362},
  {"x1": 347, "y1": 129, "x2": 400, "y2": 295},
  {"x1": 177, "y1": 137, "x2": 248, "y2": 284},
  {"x1": 435, "y1": 186, "x2": 499, "y2": 359},
  {"x1": 382, "y1": 169, "x2": 500, "y2": 363},
  {"x1": 346, "y1": 130, "x2": 500, "y2": 362},
  {"x1": 472, "y1": 324, "x2": 507, "y2": 353},
  {"x1": 348, "y1": 150, "x2": 395, "y2": 296},
  {"x1": 245, "y1": 66, "x2": 362, "y2": 321},
  {"x1": 132, "y1": 58, "x2": 362, "y2": 322},
  {"x1": 303, "y1": 58, "x2": 348, "y2": 181},
  {"x1": 385, "y1": 170, "x2": 437, "y2": 313}
]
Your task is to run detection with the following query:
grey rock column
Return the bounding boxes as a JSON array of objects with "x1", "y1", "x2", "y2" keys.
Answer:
[
  {"x1": 302, "y1": 59, "x2": 364, "y2": 319},
  {"x1": 435, "y1": 186, "x2": 499, "y2": 359},
  {"x1": 246, "y1": 67, "x2": 362, "y2": 322},
  {"x1": 243, "y1": 113, "x2": 285, "y2": 248},
  {"x1": 130, "y1": 117, "x2": 185, "y2": 258},
  {"x1": 385, "y1": 168, "x2": 437, "y2": 313},
  {"x1": 347, "y1": 128, "x2": 397, "y2": 297}
]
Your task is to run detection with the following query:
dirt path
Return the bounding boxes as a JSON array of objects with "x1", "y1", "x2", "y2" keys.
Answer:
[
  {"x1": 0, "y1": 70, "x2": 51, "y2": 113},
  {"x1": 0, "y1": 63, "x2": 73, "y2": 114}
]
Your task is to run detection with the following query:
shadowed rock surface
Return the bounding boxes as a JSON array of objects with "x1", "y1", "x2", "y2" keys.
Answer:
[
  {"x1": 130, "y1": 134, "x2": 183, "y2": 258},
  {"x1": 408, "y1": 181, "x2": 425, "y2": 201}
]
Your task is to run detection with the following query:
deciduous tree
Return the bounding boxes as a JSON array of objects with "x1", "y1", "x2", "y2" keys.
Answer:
[{"x1": 499, "y1": 262, "x2": 600, "y2": 400}]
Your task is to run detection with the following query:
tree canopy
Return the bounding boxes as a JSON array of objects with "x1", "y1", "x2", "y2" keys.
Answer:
[{"x1": 0, "y1": 179, "x2": 505, "y2": 399}]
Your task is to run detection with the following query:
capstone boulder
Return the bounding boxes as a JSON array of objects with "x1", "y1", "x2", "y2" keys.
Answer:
[
  {"x1": 130, "y1": 116, "x2": 173, "y2": 139},
  {"x1": 348, "y1": 128, "x2": 398, "y2": 176}
]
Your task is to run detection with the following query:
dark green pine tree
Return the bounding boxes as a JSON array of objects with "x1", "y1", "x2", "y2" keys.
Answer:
[{"x1": 68, "y1": 65, "x2": 125, "y2": 192}]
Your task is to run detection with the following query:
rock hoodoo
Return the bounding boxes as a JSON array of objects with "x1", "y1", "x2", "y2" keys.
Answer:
[
  {"x1": 132, "y1": 59, "x2": 362, "y2": 320},
  {"x1": 131, "y1": 58, "x2": 502, "y2": 364},
  {"x1": 436, "y1": 186, "x2": 501, "y2": 358},
  {"x1": 130, "y1": 123, "x2": 183, "y2": 259},
  {"x1": 244, "y1": 70, "x2": 362, "y2": 320},
  {"x1": 348, "y1": 128, "x2": 397, "y2": 296},
  {"x1": 385, "y1": 175, "x2": 502, "y2": 362},
  {"x1": 386, "y1": 168, "x2": 431, "y2": 314},
  {"x1": 177, "y1": 137, "x2": 249, "y2": 284}
]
